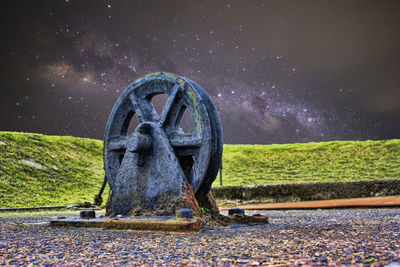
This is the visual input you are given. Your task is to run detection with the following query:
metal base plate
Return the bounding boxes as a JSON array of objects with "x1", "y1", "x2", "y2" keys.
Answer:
[
  {"x1": 50, "y1": 216, "x2": 203, "y2": 232},
  {"x1": 229, "y1": 214, "x2": 269, "y2": 224}
]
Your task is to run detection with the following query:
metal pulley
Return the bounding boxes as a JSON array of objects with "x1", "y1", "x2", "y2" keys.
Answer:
[
  {"x1": 103, "y1": 72, "x2": 223, "y2": 216},
  {"x1": 51, "y1": 72, "x2": 269, "y2": 230}
]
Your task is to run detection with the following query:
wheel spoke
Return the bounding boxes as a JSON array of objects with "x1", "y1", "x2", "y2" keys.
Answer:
[
  {"x1": 129, "y1": 93, "x2": 159, "y2": 123},
  {"x1": 170, "y1": 134, "x2": 202, "y2": 157},
  {"x1": 108, "y1": 137, "x2": 127, "y2": 151},
  {"x1": 160, "y1": 84, "x2": 181, "y2": 127},
  {"x1": 169, "y1": 134, "x2": 202, "y2": 148}
]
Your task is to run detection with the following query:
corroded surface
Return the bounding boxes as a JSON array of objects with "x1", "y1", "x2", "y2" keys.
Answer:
[
  {"x1": 104, "y1": 72, "x2": 222, "y2": 196},
  {"x1": 50, "y1": 216, "x2": 202, "y2": 232},
  {"x1": 106, "y1": 122, "x2": 186, "y2": 216},
  {"x1": 103, "y1": 72, "x2": 223, "y2": 217},
  {"x1": 219, "y1": 195, "x2": 400, "y2": 210},
  {"x1": 228, "y1": 214, "x2": 269, "y2": 224}
]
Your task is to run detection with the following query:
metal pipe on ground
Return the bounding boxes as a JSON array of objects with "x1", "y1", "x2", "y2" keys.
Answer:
[{"x1": 0, "y1": 203, "x2": 97, "y2": 212}]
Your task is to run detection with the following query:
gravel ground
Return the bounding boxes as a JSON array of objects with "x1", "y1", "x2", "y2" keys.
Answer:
[{"x1": 0, "y1": 209, "x2": 399, "y2": 266}]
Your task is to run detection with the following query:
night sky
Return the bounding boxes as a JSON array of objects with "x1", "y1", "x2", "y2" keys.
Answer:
[{"x1": 1, "y1": 0, "x2": 400, "y2": 144}]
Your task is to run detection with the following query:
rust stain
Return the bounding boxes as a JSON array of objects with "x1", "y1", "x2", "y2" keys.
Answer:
[{"x1": 50, "y1": 218, "x2": 203, "y2": 232}]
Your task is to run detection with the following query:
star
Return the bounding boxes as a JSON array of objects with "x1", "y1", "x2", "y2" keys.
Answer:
[{"x1": 1, "y1": 1, "x2": 399, "y2": 144}]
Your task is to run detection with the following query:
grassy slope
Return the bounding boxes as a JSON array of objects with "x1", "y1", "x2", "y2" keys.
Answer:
[
  {"x1": 213, "y1": 140, "x2": 400, "y2": 186},
  {"x1": 0, "y1": 132, "x2": 106, "y2": 207},
  {"x1": 0, "y1": 131, "x2": 399, "y2": 207}
]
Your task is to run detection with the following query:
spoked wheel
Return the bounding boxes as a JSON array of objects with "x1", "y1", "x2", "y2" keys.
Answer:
[{"x1": 104, "y1": 72, "x2": 223, "y2": 198}]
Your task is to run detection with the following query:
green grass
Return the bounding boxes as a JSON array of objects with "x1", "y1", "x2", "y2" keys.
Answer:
[
  {"x1": 1, "y1": 131, "x2": 399, "y2": 207},
  {"x1": 213, "y1": 140, "x2": 400, "y2": 187},
  {"x1": 0, "y1": 131, "x2": 106, "y2": 208}
]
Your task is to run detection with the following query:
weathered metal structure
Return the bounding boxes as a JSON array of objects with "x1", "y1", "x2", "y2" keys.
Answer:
[
  {"x1": 103, "y1": 72, "x2": 223, "y2": 216},
  {"x1": 51, "y1": 72, "x2": 268, "y2": 231}
]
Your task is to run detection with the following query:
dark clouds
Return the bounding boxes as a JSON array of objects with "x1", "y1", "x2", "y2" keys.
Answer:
[{"x1": 0, "y1": 0, "x2": 399, "y2": 144}]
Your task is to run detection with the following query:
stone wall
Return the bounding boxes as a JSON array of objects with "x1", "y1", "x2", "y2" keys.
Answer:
[{"x1": 211, "y1": 179, "x2": 400, "y2": 203}]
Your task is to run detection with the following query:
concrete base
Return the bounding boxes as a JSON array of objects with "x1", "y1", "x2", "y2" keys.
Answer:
[{"x1": 50, "y1": 216, "x2": 203, "y2": 232}]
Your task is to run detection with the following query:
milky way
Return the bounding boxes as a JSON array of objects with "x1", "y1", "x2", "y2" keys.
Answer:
[{"x1": 1, "y1": 0, "x2": 400, "y2": 144}]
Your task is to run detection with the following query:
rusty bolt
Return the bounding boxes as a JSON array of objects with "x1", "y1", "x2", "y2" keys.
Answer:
[
  {"x1": 228, "y1": 207, "x2": 245, "y2": 216},
  {"x1": 80, "y1": 210, "x2": 96, "y2": 219}
]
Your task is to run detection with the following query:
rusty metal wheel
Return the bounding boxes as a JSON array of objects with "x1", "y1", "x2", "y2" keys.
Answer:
[{"x1": 104, "y1": 72, "x2": 223, "y2": 198}]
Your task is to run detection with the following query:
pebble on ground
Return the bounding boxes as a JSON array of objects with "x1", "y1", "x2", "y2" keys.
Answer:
[{"x1": 0, "y1": 209, "x2": 399, "y2": 265}]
